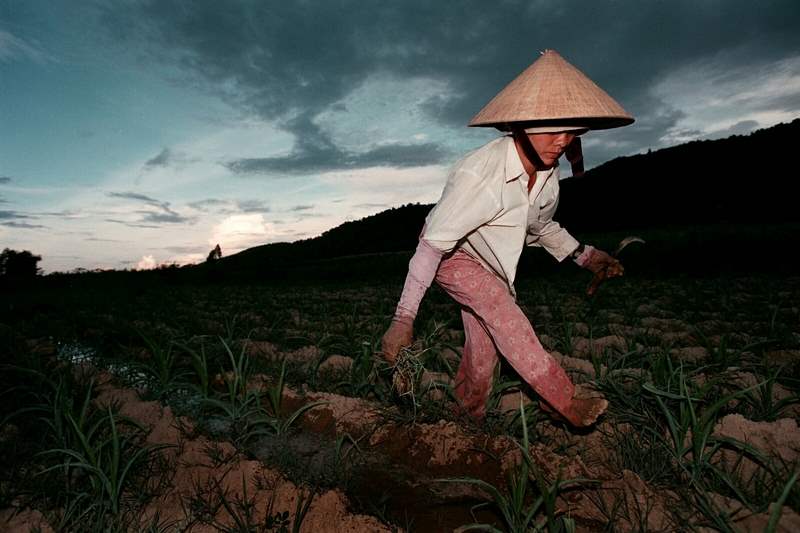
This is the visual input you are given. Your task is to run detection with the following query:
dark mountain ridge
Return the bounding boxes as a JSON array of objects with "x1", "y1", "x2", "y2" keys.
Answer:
[{"x1": 222, "y1": 118, "x2": 799, "y2": 275}]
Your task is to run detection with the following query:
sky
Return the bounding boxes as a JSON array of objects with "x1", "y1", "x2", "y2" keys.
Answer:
[{"x1": 1, "y1": 1, "x2": 799, "y2": 273}]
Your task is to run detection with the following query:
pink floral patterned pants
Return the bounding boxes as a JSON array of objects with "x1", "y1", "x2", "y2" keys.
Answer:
[{"x1": 435, "y1": 249, "x2": 575, "y2": 419}]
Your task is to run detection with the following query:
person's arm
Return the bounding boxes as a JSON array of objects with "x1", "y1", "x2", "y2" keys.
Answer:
[
  {"x1": 381, "y1": 239, "x2": 444, "y2": 363},
  {"x1": 527, "y1": 172, "x2": 621, "y2": 273},
  {"x1": 381, "y1": 167, "x2": 501, "y2": 363},
  {"x1": 394, "y1": 238, "x2": 444, "y2": 321},
  {"x1": 527, "y1": 219, "x2": 581, "y2": 261}
]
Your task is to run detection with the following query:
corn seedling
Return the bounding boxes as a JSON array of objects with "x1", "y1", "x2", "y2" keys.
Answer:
[
  {"x1": 201, "y1": 338, "x2": 267, "y2": 443},
  {"x1": 436, "y1": 398, "x2": 592, "y2": 532},
  {"x1": 334, "y1": 336, "x2": 388, "y2": 400},
  {"x1": 643, "y1": 371, "x2": 769, "y2": 508},
  {"x1": 39, "y1": 405, "x2": 173, "y2": 529},
  {"x1": 734, "y1": 365, "x2": 800, "y2": 422},
  {"x1": 134, "y1": 331, "x2": 189, "y2": 400},
  {"x1": 178, "y1": 339, "x2": 212, "y2": 401},
  {"x1": 766, "y1": 472, "x2": 799, "y2": 533},
  {"x1": 261, "y1": 357, "x2": 328, "y2": 437}
]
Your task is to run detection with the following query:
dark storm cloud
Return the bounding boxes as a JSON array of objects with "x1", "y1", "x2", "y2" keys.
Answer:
[
  {"x1": 143, "y1": 148, "x2": 195, "y2": 170},
  {"x1": 225, "y1": 140, "x2": 448, "y2": 175},
  {"x1": 107, "y1": 191, "x2": 163, "y2": 206},
  {"x1": 222, "y1": 111, "x2": 448, "y2": 175},
  {"x1": 139, "y1": 210, "x2": 190, "y2": 224},
  {"x1": 188, "y1": 198, "x2": 227, "y2": 211},
  {"x1": 0, "y1": 209, "x2": 30, "y2": 220},
  {"x1": 107, "y1": 190, "x2": 191, "y2": 224},
  {"x1": 236, "y1": 199, "x2": 271, "y2": 213},
  {"x1": 187, "y1": 197, "x2": 271, "y2": 213},
  {"x1": 144, "y1": 148, "x2": 172, "y2": 168},
  {"x1": 105, "y1": 218, "x2": 160, "y2": 229},
  {"x1": 85, "y1": 237, "x2": 125, "y2": 242},
  {"x1": 289, "y1": 205, "x2": 314, "y2": 212},
  {"x1": 0, "y1": 176, "x2": 12, "y2": 184},
  {"x1": 2, "y1": 221, "x2": 46, "y2": 229},
  {"x1": 97, "y1": 0, "x2": 800, "y2": 169},
  {"x1": 709, "y1": 120, "x2": 761, "y2": 139}
]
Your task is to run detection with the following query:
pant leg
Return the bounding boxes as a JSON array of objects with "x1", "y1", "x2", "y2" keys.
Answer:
[
  {"x1": 436, "y1": 250, "x2": 575, "y2": 414},
  {"x1": 454, "y1": 307, "x2": 499, "y2": 419}
]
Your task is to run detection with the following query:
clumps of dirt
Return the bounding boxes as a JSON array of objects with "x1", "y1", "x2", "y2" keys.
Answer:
[
  {"x1": 669, "y1": 346, "x2": 709, "y2": 362},
  {"x1": 714, "y1": 414, "x2": 800, "y2": 466},
  {"x1": 723, "y1": 370, "x2": 800, "y2": 417},
  {"x1": 0, "y1": 508, "x2": 54, "y2": 533},
  {"x1": 317, "y1": 354, "x2": 353, "y2": 374},
  {"x1": 766, "y1": 349, "x2": 800, "y2": 365},
  {"x1": 287, "y1": 389, "x2": 383, "y2": 437},
  {"x1": 551, "y1": 351, "x2": 598, "y2": 380},
  {"x1": 639, "y1": 317, "x2": 690, "y2": 332},
  {"x1": 524, "y1": 442, "x2": 594, "y2": 482},
  {"x1": 598, "y1": 310, "x2": 626, "y2": 324},
  {"x1": 89, "y1": 373, "x2": 392, "y2": 532},
  {"x1": 244, "y1": 340, "x2": 325, "y2": 368},
  {"x1": 657, "y1": 330, "x2": 696, "y2": 345},
  {"x1": 412, "y1": 420, "x2": 485, "y2": 467},
  {"x1": 635, "y1": 303, "x2": 663, "y2": 317},
  {"x1": 25, "y1": 337, "x2": 57, "y2": 357},
  {"x1": 708, "y1": 492, "x2": 800, "y2": 533},
  {"x1": 366, "y1": 418, "x2": 514, "y2": 486},
  {"x1": 572, "y1": 335, "x2": 627, "y2": 358},
  {"x1": 569, "y1": 469, "x2": 677, "y2": 532},
  {"x1": 243, "y1": 339, "x2": 280, "y2": 359},
  {"x1": 497, "y1": 389, "x2": 535, "y2": 413}
]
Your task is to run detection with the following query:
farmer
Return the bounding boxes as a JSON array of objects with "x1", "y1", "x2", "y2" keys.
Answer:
[{"x1": 381, "y1": 50, "x2": 634, "y2": 427}]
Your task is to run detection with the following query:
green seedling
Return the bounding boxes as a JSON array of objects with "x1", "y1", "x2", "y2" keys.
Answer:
[
  {"x1": 643, "y1": 371, "x2": 769, "y2": 508},
  {"x1": 734, "y1": 365, "x2": 800, "y2": 422},
  {"x1": 201, "y1": 337, "x2": 270, "y2": 444},
  {"x1": 766, "y1": 472, "x2": 799, "y2": 533},
  {"x1": 177, "y1": 339, "x2": 212, "y2": 401},
  {"x1": 134, "y1": 331, "x2": 189, "y2": 400},
  {"x1": 436, "y1": 398, "x2": 591, "y2": 532},
  {"x1": 39, "y1": 406, "x2": 172, "y2": 526},
  {"x1": 261, "y1": 357, "x2": 328, "y2": 437}
]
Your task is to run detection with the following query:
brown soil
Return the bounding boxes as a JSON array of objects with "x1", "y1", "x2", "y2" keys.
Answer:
[{"x1": 8, "y1": 369, "x2": 394, "y2": 532}]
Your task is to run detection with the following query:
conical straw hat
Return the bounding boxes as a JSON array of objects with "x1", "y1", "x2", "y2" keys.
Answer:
[{"x1": 469, "y1": 50, "x2": 634, "y2": 130}]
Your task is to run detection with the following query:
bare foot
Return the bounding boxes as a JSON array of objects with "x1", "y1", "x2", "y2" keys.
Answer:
[
  {"x1": 561, "y1": 397, "x2": 608, "y2": 427},
  {"x1": 539, "y1": 393, "x2": 608, "y2": 427}
]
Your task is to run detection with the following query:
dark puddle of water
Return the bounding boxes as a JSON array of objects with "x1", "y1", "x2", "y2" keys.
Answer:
[
  {"x1": 346, "y1": 460, "x2": 505, "y2": 532},
  {"x1": 249, "y1": 430, "x2": 506, "y2": 531}
]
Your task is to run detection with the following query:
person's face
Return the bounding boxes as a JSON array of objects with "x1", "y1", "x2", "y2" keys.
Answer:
[{"x1": 528, "y1": 132, "x2": 578, "y2": 168}]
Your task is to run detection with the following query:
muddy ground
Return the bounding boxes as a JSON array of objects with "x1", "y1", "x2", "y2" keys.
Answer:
[{"x1": 1, "y1": 273, "x2": 799, "y2": 531}]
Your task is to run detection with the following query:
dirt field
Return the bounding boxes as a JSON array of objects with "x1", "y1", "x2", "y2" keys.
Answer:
[{"x1": 1, "y1": 271, "x2": 799, "y2": 531}]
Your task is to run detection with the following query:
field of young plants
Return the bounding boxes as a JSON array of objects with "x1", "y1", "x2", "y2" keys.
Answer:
[{"x1": 1, "y1": 268, "x2": 799, "y2": 532}]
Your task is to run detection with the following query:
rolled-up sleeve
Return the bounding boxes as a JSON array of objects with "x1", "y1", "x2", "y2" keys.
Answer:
[
  {"x1": 527, "y1": 219, "x2": 580, "y2": 261},
  {"x1": 423, "y1": 168, "x2": 502, "y2": 253}
]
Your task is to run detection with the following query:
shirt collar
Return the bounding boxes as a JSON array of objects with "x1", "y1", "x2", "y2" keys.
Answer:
[{"x1": 503, "y1": 135, "x2": 556, "y2": 183}]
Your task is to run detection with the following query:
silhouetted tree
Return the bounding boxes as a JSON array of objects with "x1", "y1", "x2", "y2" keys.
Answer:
[
  {"x1": 206, "y1": 244, "x2": 222, "y2": 262},
  {"x1": 0, "y1": 248, "x2": 42, "y2": 279}
]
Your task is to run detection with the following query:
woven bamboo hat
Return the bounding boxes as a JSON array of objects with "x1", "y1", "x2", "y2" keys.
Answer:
[{"x1": 469, "y1": 49, "x2": 634, "y2": 131}]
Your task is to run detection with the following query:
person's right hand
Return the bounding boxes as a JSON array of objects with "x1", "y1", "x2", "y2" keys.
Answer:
[{"x1": 381, "y1": 317, "x2": 413, "y2": 365}]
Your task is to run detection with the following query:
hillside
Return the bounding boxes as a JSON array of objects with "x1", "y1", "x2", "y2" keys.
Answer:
[
  {"x1": 557, "y1": 118, "x2": 800, "y2": 232},
  {"x1": 232, "y1": 120, "x2": 796, "y2": 248}
]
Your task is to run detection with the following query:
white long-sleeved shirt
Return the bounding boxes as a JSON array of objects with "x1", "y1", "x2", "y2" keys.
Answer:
[{"x1": 423, "y1": 135, "x2": 580, "y2": 295}]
